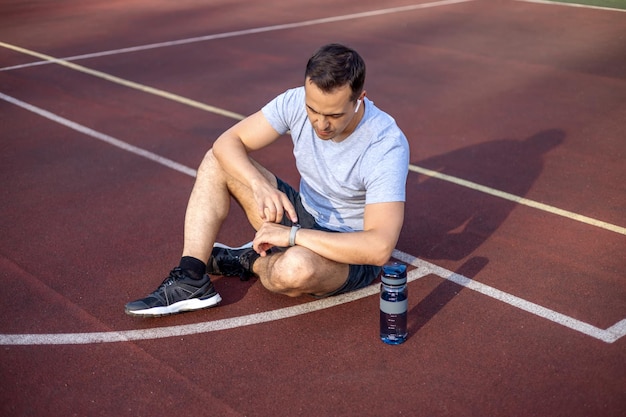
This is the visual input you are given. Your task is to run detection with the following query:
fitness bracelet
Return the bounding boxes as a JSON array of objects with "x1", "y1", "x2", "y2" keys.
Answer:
[{"x1": 289, "y1": 223, "x2": 301, "y2": 247}]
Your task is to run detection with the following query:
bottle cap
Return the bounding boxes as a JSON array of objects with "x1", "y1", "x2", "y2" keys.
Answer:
[{"x1": 381, "y1": 263, "x2": 407, "y2": 285}]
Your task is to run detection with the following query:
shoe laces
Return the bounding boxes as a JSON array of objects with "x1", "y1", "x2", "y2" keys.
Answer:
[{"x1": 160, "y1": 267, "x2": 186, "y2": 287}]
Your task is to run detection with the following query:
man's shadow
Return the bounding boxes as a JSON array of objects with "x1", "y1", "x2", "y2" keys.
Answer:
[
  {"x1": 401, "y1": 129, "x2": 565, "y2": 261},
  {"x1": 219, "y1": 130, "x2": 565, "y2": 311},
  {"x1": 401, "y1": 129, "x2": 565, "y2": 336},
  {"x1": 406, "y1": 256, "x2": 489, "y2": 340}
]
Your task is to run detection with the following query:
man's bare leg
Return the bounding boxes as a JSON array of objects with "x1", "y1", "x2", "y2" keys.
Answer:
[
  {"x1": 125, "y1": 148, "x2": 271, "y2": 316},
  {"x1": 185, "y1": 150, "x2": 351, "y2": 298},
  {"x1": 253, "y1": 246, "x2": 350, "y2": 297},
  {"x1": 181, "y1": 150, "x2": 232, "y2": 263}
]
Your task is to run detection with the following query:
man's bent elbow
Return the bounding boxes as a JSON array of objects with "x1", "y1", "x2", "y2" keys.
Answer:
[{"x1": 370, "y1": 243, "x2": 396, "y2": 266}]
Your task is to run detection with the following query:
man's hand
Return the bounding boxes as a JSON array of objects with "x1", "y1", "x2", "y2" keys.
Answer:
[
  {"x1": 252, "y1": 180, "x2": 298, "y2": 224},
  {"x1": 253, "y1": 222, "x2": 292, "y2": 256}
]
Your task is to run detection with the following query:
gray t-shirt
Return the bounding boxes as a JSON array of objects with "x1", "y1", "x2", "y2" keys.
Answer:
[{"x1": 262, "y1": 87, "x2": 409, "y2": 232}]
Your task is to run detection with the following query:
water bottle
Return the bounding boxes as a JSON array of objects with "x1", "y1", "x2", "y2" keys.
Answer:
[{"x1": 380, "y1": 263, "x2": 408, "y2": 344}]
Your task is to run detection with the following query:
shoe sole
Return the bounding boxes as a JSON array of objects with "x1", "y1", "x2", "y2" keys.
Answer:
[
  {"x1": 213, "y1": 241, "x2": 253, "y2": 250},
  {"x1": 125, "y1": 293, "x2": 222, "y2": 317}
]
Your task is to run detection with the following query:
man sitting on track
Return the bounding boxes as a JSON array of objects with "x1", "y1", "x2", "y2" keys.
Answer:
[{"x1": 125, "y1": 43, "x2": 410, "y2": 317}]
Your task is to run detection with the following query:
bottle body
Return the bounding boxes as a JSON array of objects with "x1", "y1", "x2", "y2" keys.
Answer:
[{"x1": 379, "y1": 263, "x2": 408, "y2": 345}]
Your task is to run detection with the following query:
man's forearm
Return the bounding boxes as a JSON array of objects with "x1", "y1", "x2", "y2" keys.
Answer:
[{"x1": 293, "y1": 228, "x2": 396, "y2": 266}]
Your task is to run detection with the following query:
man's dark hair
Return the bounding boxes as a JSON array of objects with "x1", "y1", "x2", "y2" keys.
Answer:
[{"x1": 305, "y1": 43, "x2": 366, "y2": 102}]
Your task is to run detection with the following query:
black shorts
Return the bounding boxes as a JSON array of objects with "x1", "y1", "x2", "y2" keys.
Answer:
[{"x1": 275, "y1": 177, "x2": 381, "y2": 298}]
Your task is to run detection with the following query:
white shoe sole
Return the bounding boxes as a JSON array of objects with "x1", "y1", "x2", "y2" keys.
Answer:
[
  {"x1": 213, "y1": 242, "x2": 253, "y2": 250},
  {"x1": 125, "y1": 293, "x2": 222, "y2": 317}
]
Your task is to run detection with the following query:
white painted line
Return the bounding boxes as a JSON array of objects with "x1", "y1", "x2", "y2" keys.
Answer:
[
  {"x1": 1, "y1": 250, "x2": 623, "y2": 345},
  {"x1": 0, "y1": 41, "x2": 247, "y2": 121},
  {"x1": 4, "y1": 31, "x2": 626, "y2": 237},
  {"x1": 3, "y1": 0, "x2": 624, "y2": 237},
  {"x1": 0, "y1": 1, "x2": 476, "y2": 115},
  {"x1": 0, "y1": 278, "x2": 385, "y2": 345},
  {"x1": 1, "y1": 97, "x2": 623, "y2": 345},
  {"x1": 515, "y1": 0, "x2": 626, "y2": 13},
  {"x1": 3, "y1": 88, "x2": 623, "y2": 238},
  {"x1": 409, "y1": 165, "x2": 626, "y2": 235},
  {"x1": 0, "y1": 0, "x2": 476, "y2": 72},
  {"x1": 393, "y1": 250, "x2": 626, "y2": 344},
  {"x1": 0, "y1": 92, "x2": 198, "y2": 178}
]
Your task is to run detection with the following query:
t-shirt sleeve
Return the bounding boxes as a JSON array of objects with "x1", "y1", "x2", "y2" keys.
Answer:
[
  {"x1": 363, "y1": 134, "x2": 410, "y2": 204},
  {"x1": 261, "y1": 87, "x2": 304, "y2": 136}
]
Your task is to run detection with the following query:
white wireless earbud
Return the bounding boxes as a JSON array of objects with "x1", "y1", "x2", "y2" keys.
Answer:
[{"x1": 354, "y1": 99, "x2": 362, "y2": 113}]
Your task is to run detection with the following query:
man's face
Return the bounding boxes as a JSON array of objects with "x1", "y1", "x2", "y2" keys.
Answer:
[{"x1": 304, "y1": 78, "x2": 361, "y2": 142}]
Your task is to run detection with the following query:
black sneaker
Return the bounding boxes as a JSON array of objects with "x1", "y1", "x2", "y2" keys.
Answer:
[
  {"x1": 125, "y1": 268, "x2": 222, "y2": 317},
  {"x1": 207, "y1": 242, "x2": 259, "y2": 281}
]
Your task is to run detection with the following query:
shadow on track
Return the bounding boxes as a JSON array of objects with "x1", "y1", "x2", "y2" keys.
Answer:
[
  {"x1": 401, "y1": 129, "x2": 565, "y2": 339},
  {"x1": 407, "y1": 255, "x2": 489, "y2": 340},
  {"x1": 403, "y1": 128, "x2": 565, "y2": 261}
]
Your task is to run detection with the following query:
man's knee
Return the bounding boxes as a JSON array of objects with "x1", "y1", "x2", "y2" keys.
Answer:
[
  {"x1": 264, "y1": 248, "x2": 315, "y2": 296},
  {"x1": 199, "y1": 149, "x2": 220, "y2": 172}
]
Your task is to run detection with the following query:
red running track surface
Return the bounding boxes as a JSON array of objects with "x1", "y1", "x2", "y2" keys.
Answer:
[{"x1": 1, "y1": 0, "x2": 625, "y2": 416}]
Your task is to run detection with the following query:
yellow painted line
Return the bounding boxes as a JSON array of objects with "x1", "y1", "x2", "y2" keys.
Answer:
[
  {"x1": 409, "y1": 165, "x2": 626, "y2": 235},
  {"x1": 1, "y1": 40, "x2": 623, "y2": 236},
  {"x1": 0, "y1": 41, "x2": 246, "y2": 121},
  {"x1": 0, "y1": 0, "x2": 476, "y2": 72}
]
